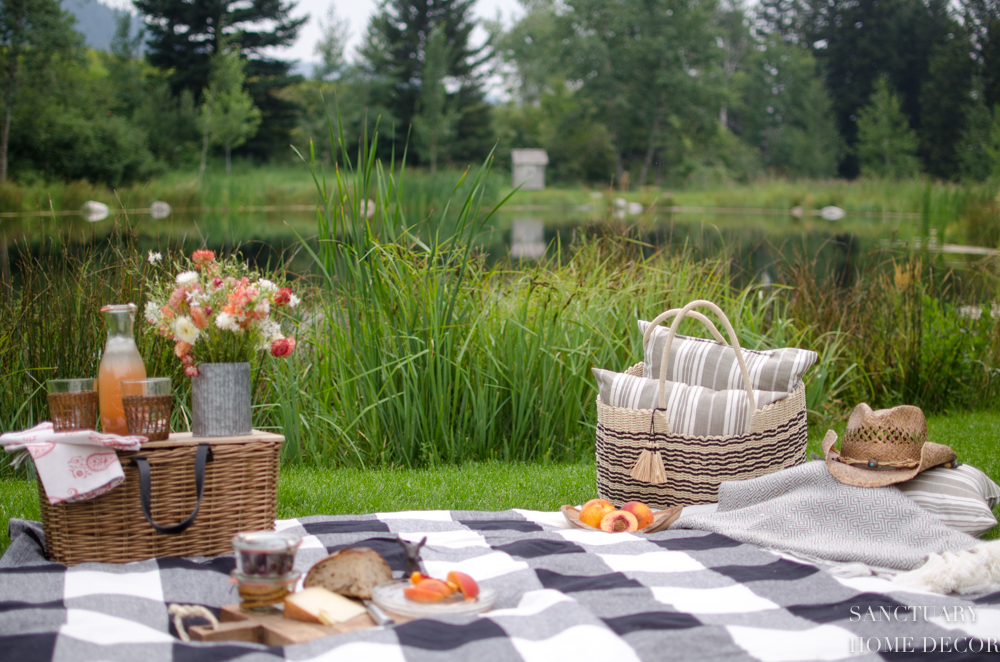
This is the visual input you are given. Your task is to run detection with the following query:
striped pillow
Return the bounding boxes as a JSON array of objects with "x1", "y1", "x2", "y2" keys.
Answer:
[
  {"x1": 897, "y1": 464, "x2": 1000, "y2": 536},
  {"x1": 638, "y1": 320, "x2": 818, "y2": 393},
  {"x1": 592, "y1": 367, "x2": 790, "y2": 437}
]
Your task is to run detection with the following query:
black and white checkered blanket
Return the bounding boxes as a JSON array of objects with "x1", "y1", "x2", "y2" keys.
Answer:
[{"x1": 2, "y1": 511, "x2": 999, "y2": 661}]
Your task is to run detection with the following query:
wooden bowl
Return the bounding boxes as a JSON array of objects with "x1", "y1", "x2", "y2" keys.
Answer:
[{"x1": 560, "y1": 504, "x2": 683, "y2": 533}]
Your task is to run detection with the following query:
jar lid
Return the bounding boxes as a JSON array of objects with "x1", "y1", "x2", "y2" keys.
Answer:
[
  {"x1": 231, "y1": 530, "x2": 302, "y2": 553},
  {"x1": 100, "y1": 303, "x2": 137, "y2": 313}
]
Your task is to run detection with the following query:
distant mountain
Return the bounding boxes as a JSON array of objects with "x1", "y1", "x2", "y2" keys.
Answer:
[{"x1": 62, "y1": 0, "x2": 145, "y2": 52}]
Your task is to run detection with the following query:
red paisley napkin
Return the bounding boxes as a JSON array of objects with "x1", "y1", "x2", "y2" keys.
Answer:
[{"x1": 1, "y1": 422, "x2": 145, "y2": 504}]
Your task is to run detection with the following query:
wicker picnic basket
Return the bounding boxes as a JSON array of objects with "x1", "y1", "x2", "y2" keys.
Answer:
[
  {"x1": 38, "y1": 430, "x2": 283, "y2": 565},
  {"x1": 595, "y1": 300, "x2": 808, "y2": 509}
]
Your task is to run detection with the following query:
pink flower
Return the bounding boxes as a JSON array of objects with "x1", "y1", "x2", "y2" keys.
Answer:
[
  {"x1": 174, "y1": 340, "x2": 192, "y2": 359},
  {"x1": 184, "y1": 365, "x2": 200, "y2": 377},
  {"x1": 273, "y1": 287, "x2": 293, "y2": 307},
  {"x1": 270, "y1": 337, "x2": 296, "y2": 358},
  {"x1": 190, "y1": 306, "x2": 209, "y2": 329},
  {"x1": 192, "y1": 250, "x2": 215, "y2": 269},
  {"x1": 160, "y1": 305, "x2": 176, "y2": 320}
]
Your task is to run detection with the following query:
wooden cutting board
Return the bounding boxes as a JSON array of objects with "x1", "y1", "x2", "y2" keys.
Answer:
[{"x1": 189, "y1": 604, "x2": 402, "y2": 646}]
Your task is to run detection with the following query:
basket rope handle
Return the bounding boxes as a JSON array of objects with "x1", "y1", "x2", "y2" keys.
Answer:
[
  {"x1": 133, "y1": 443, "x2": 212, "y2": 535},
  {"x1": 657, "y1": 300, "x2": 757, "y2": 413},
  {"x1": 642, "y1": 309, "x2": 729, "y2": 348}
]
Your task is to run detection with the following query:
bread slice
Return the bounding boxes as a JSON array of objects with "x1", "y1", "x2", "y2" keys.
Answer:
[
  {"x1": 284, "y1": 587, "x2": 368, "y2": 625},
  {"x1": 303, "y1": 547, "x2": 393, "y2": 599}
]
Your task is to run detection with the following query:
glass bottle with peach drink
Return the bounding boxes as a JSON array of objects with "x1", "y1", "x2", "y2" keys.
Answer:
[{"x1": 99, "y1": 304, "x2": 146, "y2": 435}]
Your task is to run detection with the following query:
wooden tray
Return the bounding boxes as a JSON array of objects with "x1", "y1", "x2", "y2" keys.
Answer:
[
  {"x1": 189, "y1": 603, "x2": 410, "y2": 646},
  {"x1": 560, "y1": 505, "x2": 682, "y2": 533}
]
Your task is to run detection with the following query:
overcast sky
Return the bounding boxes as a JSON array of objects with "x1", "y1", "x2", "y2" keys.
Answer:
[{"x1": 103, "y1": 0, "x2": 525, "y2": 64}]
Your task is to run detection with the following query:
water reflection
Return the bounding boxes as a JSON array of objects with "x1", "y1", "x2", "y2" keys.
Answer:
[{"x1": 510, "y1": 219, "x2": 546, "y2": 260}]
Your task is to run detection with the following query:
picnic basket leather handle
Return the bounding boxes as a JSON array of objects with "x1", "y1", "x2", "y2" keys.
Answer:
[
  {"x1": 132, "y1": 443, "x2": 212, "y2": 535},
  {"x1": 655, "y1": 300, "x2": 758, "y2": 416}
]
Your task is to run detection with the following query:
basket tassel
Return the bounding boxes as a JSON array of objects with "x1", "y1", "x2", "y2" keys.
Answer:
[{"x1": 630, "y1": 450, "x2": 667, "y2": 485}]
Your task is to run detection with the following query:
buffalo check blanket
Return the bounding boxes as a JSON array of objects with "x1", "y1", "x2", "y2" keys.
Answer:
[{"x1": 2, "y1": 512, "x2": 999, "y2": 662}]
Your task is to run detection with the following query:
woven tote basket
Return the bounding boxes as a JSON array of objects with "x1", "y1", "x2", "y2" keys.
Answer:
[
  {"x1": 595, "y1": 300, "x2": 808, "y2": 509},
  {"x1": 38, "y1": 430, "x2": 282, "y2": 565}
]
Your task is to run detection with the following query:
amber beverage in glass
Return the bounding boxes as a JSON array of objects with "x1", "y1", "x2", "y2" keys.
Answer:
[{"x1": 99, "y1": 304, "x2": 146, "y2": 435}]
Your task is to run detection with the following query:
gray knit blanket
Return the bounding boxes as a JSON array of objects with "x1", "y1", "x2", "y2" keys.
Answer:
[{"x1": 674, "y1": 461, "x2": 978, "y2": 571}]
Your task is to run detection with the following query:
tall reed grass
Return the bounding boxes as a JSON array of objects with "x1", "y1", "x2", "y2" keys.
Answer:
[{"x1": 265, "y1": 121, "x2": 851, "y2": 467}]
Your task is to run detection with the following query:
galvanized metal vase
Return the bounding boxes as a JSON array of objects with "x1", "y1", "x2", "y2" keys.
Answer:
[{"x1": 191, "y1": 362, "x2": 252, "y2": 436}]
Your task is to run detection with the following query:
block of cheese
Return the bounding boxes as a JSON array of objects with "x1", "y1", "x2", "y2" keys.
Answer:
[{"x1": 283, "y1": 587, "x2": 368, "y2": 625}]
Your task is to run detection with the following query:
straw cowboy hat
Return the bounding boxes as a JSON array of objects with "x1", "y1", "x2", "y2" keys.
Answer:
[{"x1": 821, "y1": 403, "x2": 956, "y2": 488}]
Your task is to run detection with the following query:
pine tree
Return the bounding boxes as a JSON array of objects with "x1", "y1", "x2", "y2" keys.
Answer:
[
  {"x1": 412, "y1": 25, "x2": 455, "y2": 173},
  {"x1": 134, "y1": 0, "x2": 305, "y2": 160},
  {"x1": 855, "y1": 75, "x2": 921, "y2": 178},
  {"x1": 959, "y1": 91, "x2": 995, "y2": 180},
  {"x1": 919, "y1": 34, "x2": 975, "y2": 179},
  {"x1": 314, "y1": 4, "x2": 350, "y2": 81},
  {"x1": 359, "y1": 0, "x2": 490, "y2": 165}
]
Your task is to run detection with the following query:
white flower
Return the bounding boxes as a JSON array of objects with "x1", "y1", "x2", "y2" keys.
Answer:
[
  {"x1": 257, "y1": 278, "x2": 278, "y2": 293},
  {"x1": 288, "y1": 294, "x2": 301, "y2": 309},
  {"x1": 174, "y1": 316, "x2": 200, "y2": 344},
  {"x1": 257, "y1": 319, "x2": 281, "y2": 341},
  {"x1": 144, "y1": 301, "x2": 162, "y2": 324},
  {"x1": 254, "y1": 299, "x2": 270, "y2": 317},
  {"x1": 176, "y1": 270, "x2": 199, "y2": 286},
  {"x1": 186, "y1": 290, "x2": 207, "y2": 306},
  {"x1": 215, "y1": 312, "x2": 237, "y2": 331},
  {"x1": 147, "y1": 251, "x2": 162, "y2": 265}
]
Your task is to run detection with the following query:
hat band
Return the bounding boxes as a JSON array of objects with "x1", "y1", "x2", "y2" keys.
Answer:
[{"x1": 837, "y1": 454, "x2": 919, "y2": 470}]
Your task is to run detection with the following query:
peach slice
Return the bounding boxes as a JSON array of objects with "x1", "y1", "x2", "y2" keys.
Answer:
[
  {"x1": 600, "y1": 509, "x2": 639, "y2": 533},
  {"x1": 404, "y1": 578, "x2": 453, "y2": 602},
  {"x1": 410, "y1": 571, "x2": 431, "y2": 584},
  {"x1": 621, "y1": 501, "x2": 654, "y2": 529},
  {"x1": 446, "y1": 571, "x2": 480, "y2": 600},
  {"x1": 404, "y1": 585, "x2": 448, "y2": 602},
  {"x1": 580, "y1": 500, "x2": 616, "y2": 528}
]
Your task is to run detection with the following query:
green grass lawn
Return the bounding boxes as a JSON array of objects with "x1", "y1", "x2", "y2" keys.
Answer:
[{"x1": 2, "y1": 411, "x2": 997, "y2": 555}]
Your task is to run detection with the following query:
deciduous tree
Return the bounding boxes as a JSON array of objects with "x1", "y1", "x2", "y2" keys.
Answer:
[
  {"x1": 199, "y1": 42, "x2": 262, "y2": 179},
  {"x1": 0, "y1": 0, "x2": 80, "y2": 182}
]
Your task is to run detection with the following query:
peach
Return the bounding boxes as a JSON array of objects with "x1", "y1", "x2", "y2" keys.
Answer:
[
  {"x1": 580, "y1": 500, "x2": 616, "y2": 528},
  {"x1": 621, "y1": 501, "x2": 654, "y2": 529},
  {"x1": 600, "y1": 510, "x2": 639, "y2": 533},
  {"x1": 446, "y1": 571, "x2": 480, "y2": 600},
  {"x1": 410, "y1": 571, "x2": 431, "y2": 584}
]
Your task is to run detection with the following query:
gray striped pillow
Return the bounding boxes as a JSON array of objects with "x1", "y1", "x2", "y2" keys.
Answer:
[
  {"x1": 897, "y1": 464, "x2": 1000, "y2": 536},
  {"x1": 592, "y1": 367, "x2": 790, "y2": 437},
  {"x1": 638, "y1": 320, "x2": 818, "y2": 393}
]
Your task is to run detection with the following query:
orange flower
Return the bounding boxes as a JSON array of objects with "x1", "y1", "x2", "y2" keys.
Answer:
[
  {"x1": 174, "y1": 340, "x2": 192, "y2": 358},
  {"x1": 192, "y1": 250, "x2": 215, "y2": 269}
]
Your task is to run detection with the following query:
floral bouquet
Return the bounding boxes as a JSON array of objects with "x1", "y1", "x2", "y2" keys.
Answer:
[{"x1": 144, "y1": 250, "x2": 299, "y2": 376}]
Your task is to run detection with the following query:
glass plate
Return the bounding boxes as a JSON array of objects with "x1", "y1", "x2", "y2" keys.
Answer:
[{"x1": 370, "y1": 579, "x2": 497, "y2": 618}]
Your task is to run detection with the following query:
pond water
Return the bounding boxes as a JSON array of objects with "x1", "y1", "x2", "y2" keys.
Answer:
[{"x1": 1, "y1": 202, "x2": 992, "y2": 299}]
